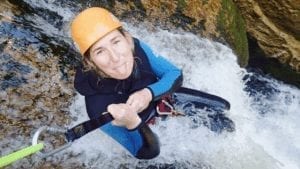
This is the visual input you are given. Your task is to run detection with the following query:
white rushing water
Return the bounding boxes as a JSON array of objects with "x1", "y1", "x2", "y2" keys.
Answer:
[
  {"x1": 63, "y1": 24, "x2": 300, "y2": 169},
  {"x1": 3, "y1": 1, "x2": 299, "y2": 168}
]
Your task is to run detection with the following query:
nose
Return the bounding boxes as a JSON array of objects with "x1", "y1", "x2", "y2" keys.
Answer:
[{"x1": 108, "y1": 48, "x2": 120, "y2": 62}]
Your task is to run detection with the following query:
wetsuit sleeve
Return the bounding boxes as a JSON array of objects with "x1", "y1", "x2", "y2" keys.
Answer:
[{"x1": 139, "y1": 41, "x2": 183, "y2": 101}]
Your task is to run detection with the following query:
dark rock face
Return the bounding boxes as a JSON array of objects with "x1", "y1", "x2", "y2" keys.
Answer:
[
  {"x1": 0, "y1": 0, "x2": 79, "y2": 160},
  {"x1": 234, "y1": 0, "x2": 300, "y2": 72}
]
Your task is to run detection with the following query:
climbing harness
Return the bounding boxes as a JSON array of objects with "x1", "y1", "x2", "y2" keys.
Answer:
[{"x1": 156, "y1": 95, "x2": 185, "y2": 116}]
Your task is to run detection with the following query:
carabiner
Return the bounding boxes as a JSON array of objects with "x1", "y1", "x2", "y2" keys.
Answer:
[{"x1": 32, "y1": 126, "x2": 72, "y2": 158}]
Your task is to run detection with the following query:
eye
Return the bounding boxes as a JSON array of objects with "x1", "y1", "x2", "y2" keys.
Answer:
[
  {"x1": 96, "y1": 49, "x2": 104, "y2": 55},
  {"x1": 112, "y1": 39, "x2": 120, "y2": 45}
]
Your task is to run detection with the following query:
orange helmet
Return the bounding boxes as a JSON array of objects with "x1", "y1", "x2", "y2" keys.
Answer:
[{"x1": 71, "y1": 7, "x2": 122, "y2": 55}]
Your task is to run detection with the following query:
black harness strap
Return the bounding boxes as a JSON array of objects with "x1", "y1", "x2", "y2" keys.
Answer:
[{"x1": 65, "y1": 113, "x2": 114, "y2": 142}]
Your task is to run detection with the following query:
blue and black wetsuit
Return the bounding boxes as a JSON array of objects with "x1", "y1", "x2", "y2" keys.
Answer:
[{"x1": 74, "y1": 38, "x2": 183, "y2": 159}]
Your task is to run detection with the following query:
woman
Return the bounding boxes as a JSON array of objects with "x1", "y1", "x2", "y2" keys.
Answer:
[{"x1": 71, "y1": 7, "x2": 182, "y2": 159}]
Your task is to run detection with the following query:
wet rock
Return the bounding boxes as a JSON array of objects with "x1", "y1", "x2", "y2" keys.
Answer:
[
  {"x1": 0, "y1": 2, "x2": 77, "y2": 168},
  {"x1": 234, "y1": 0, "x2": 300, "y2": 72}
]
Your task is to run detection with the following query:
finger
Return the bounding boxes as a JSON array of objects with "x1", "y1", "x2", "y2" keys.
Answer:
[
  {"x1": 126, "y1": 95, "x2": 134, "y2": 105},
  {"x1": 111, "y1": 120, "x2": 122, "y2": 126},
  {"x1": 127, "y1": 100, "x2": 139, "y2": 111},
  {"x1": 111, "y1": 120, "x2": 117, "y2": 126},
  {"x1": 107, "y1": 104, "x2": 116, "y2": 112},
  {"x1": 107, "y1": 105, "x2": 121, "y2": 120}
]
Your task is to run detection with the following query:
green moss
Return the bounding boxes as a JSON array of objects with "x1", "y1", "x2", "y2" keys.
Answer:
[
  {"x1": 177, "y1": 0, "x2": 187, "y2": 11},
  {"x1": 202, "y1": 0, "x2": 209, "y2": 5},
  {"x1": 217, "y1": 0, "x2": 249, "y2": 67}
]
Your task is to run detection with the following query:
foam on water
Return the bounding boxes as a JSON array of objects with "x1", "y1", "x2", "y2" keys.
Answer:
[{"x1": 64, "y1": 24, "x2": 300, "y2": 169}]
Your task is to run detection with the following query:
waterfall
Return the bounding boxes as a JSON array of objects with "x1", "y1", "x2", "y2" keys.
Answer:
[
  {"x1": 66, "y1": 25, "x2": 300, "y2": 169},
  {"x1": 1, "y1": 0, "x2": 299, "y2": 168}
]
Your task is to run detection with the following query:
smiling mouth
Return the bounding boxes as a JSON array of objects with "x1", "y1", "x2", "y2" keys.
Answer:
[{"x1": 113, "y1": 63, "x2": 126, "y2": 70}]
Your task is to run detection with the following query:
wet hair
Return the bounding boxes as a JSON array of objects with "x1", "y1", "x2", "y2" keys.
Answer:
[{"x1": 82, "y1": 27, "x2": 134, "y2": 78}]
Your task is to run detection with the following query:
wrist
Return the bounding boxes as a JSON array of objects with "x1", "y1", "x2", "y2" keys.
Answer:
[
  {"x1": 143, "y1": 88, "x2": 153, "y2": 102},
  {"x1": 126, "y1": 116, "x2": 142, "y2": 130}
]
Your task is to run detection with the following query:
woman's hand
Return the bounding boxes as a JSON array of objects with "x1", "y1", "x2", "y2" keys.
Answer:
[
  {"x1": 126, "y1": 88, "x2": 153, "y2": 113},
  {"x1": 107, "y1": 103, "x2": 141, "y2": 130}
]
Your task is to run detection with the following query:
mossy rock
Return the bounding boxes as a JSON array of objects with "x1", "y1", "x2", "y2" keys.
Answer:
[{"x1": 217, "y1": 0, "x2": 249, "y2": 67}]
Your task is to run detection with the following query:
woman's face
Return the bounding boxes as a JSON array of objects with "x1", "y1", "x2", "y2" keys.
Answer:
[{"x1": 89, "y1": 30, "x2": 134, "y2": 80}]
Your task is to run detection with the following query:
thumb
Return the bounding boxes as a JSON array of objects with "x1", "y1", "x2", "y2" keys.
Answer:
[
  {"x1": 126, "y1": 95, "x2": 134, "y2": 105},
  {"x1": 111, "y1": 120, "x2": 120, "y2": 126}
]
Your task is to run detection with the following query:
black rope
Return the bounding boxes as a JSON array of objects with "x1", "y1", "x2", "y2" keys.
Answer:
[{"x1": 65, "y1": 113, "x2": 114, "y2": 142}]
